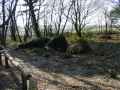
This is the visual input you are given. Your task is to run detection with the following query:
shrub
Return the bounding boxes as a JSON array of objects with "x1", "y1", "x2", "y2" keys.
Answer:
[
  {"x1": 18, "y1": 37, "x2": 50, "y2": 49},
  {"x1": 46, "y1": 34, "x2": 69, "y2": 52}
]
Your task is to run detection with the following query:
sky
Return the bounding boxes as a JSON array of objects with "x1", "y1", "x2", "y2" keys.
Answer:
[
  {"x1": 16, "y1": 0, "x2": 117, "y2": 27},
  {"x1": 112, "y1": 0, "x2": 119, "y2": 3}
]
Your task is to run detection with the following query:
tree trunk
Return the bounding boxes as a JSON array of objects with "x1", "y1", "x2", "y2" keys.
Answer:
[
  {"x1": 28, "y1": 0, "x2": 41, "y2": 38},
  {"x1": 1, "y1": 0, "x2": 6, "y2": 46}
]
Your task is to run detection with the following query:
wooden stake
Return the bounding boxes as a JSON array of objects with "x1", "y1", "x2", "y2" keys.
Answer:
[
  {"x1": 5, "y1": 55, "x2": 10, "y2": 68},
  {"x1": 0, "y1": 53, "x2": 2, "y2": 66}
]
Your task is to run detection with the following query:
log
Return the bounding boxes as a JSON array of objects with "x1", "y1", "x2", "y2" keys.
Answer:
[
  {"x1": 4, "y1": 52, "x2": 32, "y2": 90},
  {"x1": 0, "y1": 50, "x2": 33, "y2": 90}
]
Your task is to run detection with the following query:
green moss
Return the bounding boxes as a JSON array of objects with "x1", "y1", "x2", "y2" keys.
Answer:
[{"x1": 65, "y1": 33, "x2": 80, "y2": 44}]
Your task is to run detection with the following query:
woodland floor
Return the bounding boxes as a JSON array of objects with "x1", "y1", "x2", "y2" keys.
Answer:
[
  {"x1": 1, "y1": 38, "x2": 120, "y2": 90},
  {"x1": 0, "y1": 66, "x2": 21, "y2": 90}
]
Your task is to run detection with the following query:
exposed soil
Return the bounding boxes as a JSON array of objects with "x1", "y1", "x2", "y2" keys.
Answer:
[
  {"x1": 0, "y1": 67, "x2": 21, "y2": 90},
  {"x1": 5, "y1": 41, "x2": 120, "y2": 90},
  {"x1": 1, "y1": 40, "x2": 120, "y2": 90}
]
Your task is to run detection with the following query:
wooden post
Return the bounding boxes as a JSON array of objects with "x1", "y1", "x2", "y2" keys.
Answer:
[
  {"x1": 22, "y1": 72, "x2": 27, "y2": 90},
  {"x1": 0, "y1": 53, "x2": 2, "y2": 66},
  {"x1": 5, "y1": 55, "x2": 10, "y2": 68},
  {"x1": 21, "y1": 72, "x2": 31, "y2": 90}
]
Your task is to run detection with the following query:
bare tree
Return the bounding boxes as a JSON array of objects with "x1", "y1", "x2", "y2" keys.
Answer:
[
  {"x1": 51, "y1": 0, "x2": 73, "y2": 35},
  {"x1": 70, "y1": 0, "x2": 99, "y2": 37},
  {"x1": 0, "y1": 0, "x2": 18, "y2": 46},
  {"x1": 1, "y1": 0, "x2": 6, "y2": 46},
  {"x1": 23, "y1": 0, "x2": 43, "y2": 38},
  {"x1": 103, "y1": 8, "x2": 114, "y2": 34},
  {"x1": 98, "y1": 16, "x2": 103, "y2": 33},
  {"x1": 9, "y1": 7, "x2": 22, "y2": 42}
]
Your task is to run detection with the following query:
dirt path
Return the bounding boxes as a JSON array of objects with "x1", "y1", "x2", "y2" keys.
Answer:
[
  {"x1": 0, "y1": 66, "x2": 21, "y2": 90},
  {"x1": 7, "y1": 46, "x2": 120, "y2": 90}
]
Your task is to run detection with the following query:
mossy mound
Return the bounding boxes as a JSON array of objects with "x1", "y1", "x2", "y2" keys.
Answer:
[
  {"x1": 18, "y1": 37, "x2": 50, "y2": 49},
  {"x1": 67, "y1": 38, "x2": 92, "y2": 54},
  {"x1": 46, "y1": 35, "x2": 69, "y2": 52}
]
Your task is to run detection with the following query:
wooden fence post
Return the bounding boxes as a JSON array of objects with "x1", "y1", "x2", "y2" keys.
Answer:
[
  {"x1": 21, "y1": 71, "x2": 31, "y2": 90},
  {"x1": 0, "y1": 53, "x2": 2, "y2": 66},
  {"x1": 5, "y1": 55, "x2": 10, "y2": 68}
]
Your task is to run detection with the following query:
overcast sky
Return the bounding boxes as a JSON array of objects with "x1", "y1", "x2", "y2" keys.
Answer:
[{"x1": 16, "y1": 0, "x2": 117, "y2": 27}]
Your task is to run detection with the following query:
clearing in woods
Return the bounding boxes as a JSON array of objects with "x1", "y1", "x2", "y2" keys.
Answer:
[{"x1": 7, "y1": 38, "x2": 120, "y2": 90}]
